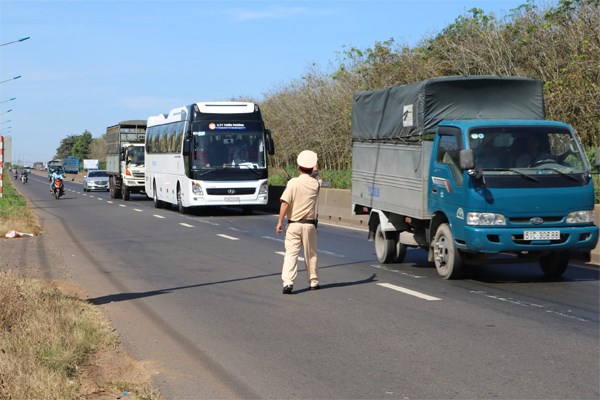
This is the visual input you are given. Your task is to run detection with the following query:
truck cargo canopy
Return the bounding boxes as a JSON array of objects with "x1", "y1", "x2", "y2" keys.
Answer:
[{"x1": 351, "y1": 76, "x2": 545, "y2": 140}]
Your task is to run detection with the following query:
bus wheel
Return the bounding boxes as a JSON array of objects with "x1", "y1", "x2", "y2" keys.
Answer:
[
  {"x1": 375, "y1": 224, "x2": 395, "y2": 264},
  {"x1": 539, "y1": 251, "x2": 569, "y2": 278},
  {"x1": 153, "y1": 182, "x2": 162, "y2": 209},
  {"x1": 177, "y1": 186, "x2": 187, "y2": 214},
  {"x1": 433, "y1": 223, "x2": 463, "y2": 279}
]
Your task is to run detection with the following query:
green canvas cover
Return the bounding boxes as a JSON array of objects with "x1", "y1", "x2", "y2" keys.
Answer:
[{"x1": 351, "y1": 76, "x2": 545, "y2": 140}]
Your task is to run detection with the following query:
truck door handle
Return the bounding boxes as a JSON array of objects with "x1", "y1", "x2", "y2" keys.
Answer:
[{"x1": 432, "y1": 186, "x2": 438, "y2": 193}]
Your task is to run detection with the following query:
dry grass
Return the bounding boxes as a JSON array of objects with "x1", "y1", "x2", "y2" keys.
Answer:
[{"x1": 0, "y1": 271, "x2": 116, "y2": 398}]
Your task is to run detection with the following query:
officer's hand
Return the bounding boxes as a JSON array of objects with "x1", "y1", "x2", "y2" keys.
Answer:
[{"x1": 276, "y1": 222, "x2": 283, "y2": 235}]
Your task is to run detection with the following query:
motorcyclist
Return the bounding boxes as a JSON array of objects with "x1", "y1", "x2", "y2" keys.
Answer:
[
  {"x1": 50, "y1": 168, "x2": 65, "y2": 192},
  {"x1": 20, "y1": 169, "x2": 28, "y2": 183}
]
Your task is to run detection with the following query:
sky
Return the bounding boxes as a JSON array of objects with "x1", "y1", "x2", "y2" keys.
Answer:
[{"x1": 0, "y1": 0, "x2": 528, "y2": 165}]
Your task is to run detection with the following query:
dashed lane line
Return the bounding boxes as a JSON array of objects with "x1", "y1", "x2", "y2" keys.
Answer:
[
  {"x1": 154, "y1": 215, "x2": 165, "y2": 219},
  {"x1": 377, "y1": 283, "x2": 441, "y2": 301},
  {"x1": 179, "y1": 223, "x2": 194, "y2": 228},
  {"x1": 217, "y1": 234, "x2": 239, "y2": 241}
]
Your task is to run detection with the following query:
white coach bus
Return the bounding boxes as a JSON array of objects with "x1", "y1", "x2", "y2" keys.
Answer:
[{"x1": 145, "y1": 102, "x2": 275, "y2": 214}]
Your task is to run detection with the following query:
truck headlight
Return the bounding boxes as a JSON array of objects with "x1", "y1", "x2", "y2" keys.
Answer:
[
  {"x1": 258, "y1": 182, "x2": 268, "y2": 195},
  {"x1": 192, "y1": 182, "x2": 203, "y2": 195},
  {"x1": 566, "y1": 210, "x2": 594, "y2": 224},
  {"x1": 467, "y1": 212, "x2": 506, "y2": 226}
]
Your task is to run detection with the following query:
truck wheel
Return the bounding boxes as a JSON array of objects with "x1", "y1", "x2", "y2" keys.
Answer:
[
  {"x1": 394, "y1": 240, "x2": 408, "y2": 263},
  {"x1": 153, "y1": 182, "x2": 162, "y2": 209},
  {"x1": 375, "y1": 224, "x2": 396, "y2": 263},
  {"x1": 122, "y1": 186, "x2": 130, "y2": 201},
  {"x1": 177, "y1": 186, "x2": 187, "y2": 214},
  {"x1": 433, "y1": 223, "x2": 463, "y2": 279},
  {"x1": 539, "y1": 251, "x2": 569, "y2": 278}
]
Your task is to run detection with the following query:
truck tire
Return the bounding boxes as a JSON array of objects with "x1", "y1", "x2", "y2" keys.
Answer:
[
  {"x1": 539, "y1": 251, "x2": 569, "y2": 278},
  {"x1": 375, "y1": 224, "x2": 396, "y2": 263},
  {"x1": 395, "y1": 240, "x2": 408, "y2": 263},
  {"x1": 177, "y1": 186, "x2": 187, "y2": 214},
  {"x1": 122, "y1": 186, "x2": 130, "y2": 201},
  {"x1": 433, "y1": 223, "x2": 463, "y2": 279},
  {"x1": 109, "y1": 177, "x2": 121, "y2": 199}
]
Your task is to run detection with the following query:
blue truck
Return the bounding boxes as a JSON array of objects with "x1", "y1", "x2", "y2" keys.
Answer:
[
  {"x1": 351, "y1": 76, "x2": 598, "y2": 279},
  {"x1": 63, "y1": 156, "x2": 79, "y2": 174}
]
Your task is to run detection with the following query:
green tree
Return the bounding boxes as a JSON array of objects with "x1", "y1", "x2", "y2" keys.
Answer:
[{"x1": 70, "y1": 130, "x2": 93, "y2": 161}]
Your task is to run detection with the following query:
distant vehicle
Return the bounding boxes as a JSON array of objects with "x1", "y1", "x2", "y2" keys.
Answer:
[
  {"x1": 83, "y1": 169, "x2": 109, "y2": 192},
  {"x1": 106, "y1": 120, "x2": 146, "y2": 201},
  {"x1": 48, "y1": 159, "x2": 63, "y2": 181},
  {"x1": 63, "y1": 156, "x2": 80, "y2": 174},
  {"x1": 145, "y1": 101, "x2": 275, "y2": 214},
  {"x1": 83, "y1": 159, "x2": 99, "y2": 171}
]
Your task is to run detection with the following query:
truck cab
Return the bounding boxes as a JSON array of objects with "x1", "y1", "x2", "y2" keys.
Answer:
[{"x1": 428, "y1": 120, "x2": 597, "y2": 278}]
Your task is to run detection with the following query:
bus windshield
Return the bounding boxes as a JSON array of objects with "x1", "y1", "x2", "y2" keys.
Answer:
[{"x1": 190, "y1": 121, "x2": 266, "y2": 170}]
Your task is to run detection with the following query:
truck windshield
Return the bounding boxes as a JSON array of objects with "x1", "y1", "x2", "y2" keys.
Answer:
[
  {"x1": 126, "y1": 147, "x2": 145, "y2": 165},
  {"x1": 190, "y1": 122, "x2": 266, "y2": 170},
  {"x1": 468, "y1": 126, "x2": 589, "y2": 175}
]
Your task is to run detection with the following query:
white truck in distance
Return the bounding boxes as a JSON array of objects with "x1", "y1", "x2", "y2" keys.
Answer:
[{"x1": 105, "y1": 120, "x2": 147, "y2": 201}]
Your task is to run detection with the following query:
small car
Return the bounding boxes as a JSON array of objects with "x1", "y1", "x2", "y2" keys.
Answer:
[{"x1": 83, "y1": 169, "x2": 109, "y2": 191}]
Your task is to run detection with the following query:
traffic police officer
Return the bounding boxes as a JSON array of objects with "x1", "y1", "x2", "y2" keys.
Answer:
[{"x1": 276, "y1": 150, "x2": 321, "y2": 294}]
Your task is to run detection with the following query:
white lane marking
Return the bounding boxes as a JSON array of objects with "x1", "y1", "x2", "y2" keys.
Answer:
[
  {"x1": 97, "y1": 197, "x2": 103, "y2": 200},
  {"x1": 119, "y1": 204, "x2": 127, "y2": 208},
  {"x1": 218, "y1": 234, "x2": 239, "y2": 241},
  {"x1": 133, "y1": 208, "x2": 143, "y2": 212},
  {"x1": 107, "y1": 201, "x2": 114, "y2": 204},
  {"x1": 276, "y1": 251, "x2": 304, "y2": 262},
  {"x1": 470, "y1": 290, "x2": 589, "y2": 322},
  {"x1": 153, "y1": 215, "x2": 165, "y2": 219},
  {"x1": 179, "y1": 223, "x2": 194, "y2": 228},
  {"x1": 377, "y1": 283, "x2": 441, "y2": 301},
  {"x1": 372, "y1": 264, "x2": 426, "y2": 278}
]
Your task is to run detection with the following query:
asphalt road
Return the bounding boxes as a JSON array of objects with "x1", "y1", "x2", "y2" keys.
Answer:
[{"x1": 6, "y1": 173, "x2": 600, "y2": 399}]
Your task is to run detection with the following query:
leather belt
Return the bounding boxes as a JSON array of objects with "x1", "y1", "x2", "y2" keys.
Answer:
[{"x1": 288, "y1": 219, "x2": 317, "y2": 226}]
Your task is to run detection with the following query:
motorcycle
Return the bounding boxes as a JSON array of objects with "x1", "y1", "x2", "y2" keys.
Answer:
[
  {"x1": 52, "y1": 177, "x2": 64, "y2": 199},
  {"x1": 20, "y1": 173, "x2": 28, "y2": 184}
]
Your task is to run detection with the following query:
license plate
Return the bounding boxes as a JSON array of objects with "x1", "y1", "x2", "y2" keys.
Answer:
[
  {"x1": 524, "y1": 230, "x2": 560, "y2": 240},
  {"x1": 224, "y1": 196, "x2": 240, "y2": 203}
]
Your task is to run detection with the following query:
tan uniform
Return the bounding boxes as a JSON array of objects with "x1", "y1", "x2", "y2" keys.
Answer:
[{"x1": 280, "y1": 173, "x2": 320, "y2": 287}]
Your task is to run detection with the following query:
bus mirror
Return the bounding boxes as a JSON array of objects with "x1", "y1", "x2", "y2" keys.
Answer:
[
  {"x1": 265, "y1": 129, "x2": 275, "y2": 155},
  {"x1": 183, "y1": 138, "x2": 191, "y2": 156},
  {"x1": 460, "y1": 149, "x2": 474, "y2": 170}
]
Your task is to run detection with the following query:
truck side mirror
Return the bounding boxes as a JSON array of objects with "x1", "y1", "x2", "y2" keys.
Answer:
[
  {"x1": 460, "y1": 149, "x2": 475, "y2": 170},
  {"x1": 595, "y1": 147, "x2": 600, "y2": 168},
  {"x1": 265, "y1": 129, "x2": 275, "y2": 155}
]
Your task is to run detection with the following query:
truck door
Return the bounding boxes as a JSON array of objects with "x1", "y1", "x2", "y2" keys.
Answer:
[{"x1": 429, "y1": 126, "x2": 466, "y2": 220}]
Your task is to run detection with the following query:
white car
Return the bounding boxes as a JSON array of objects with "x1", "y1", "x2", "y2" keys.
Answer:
[{"x1": 83, "y1": 170, "x2": 109, "y2": 191}]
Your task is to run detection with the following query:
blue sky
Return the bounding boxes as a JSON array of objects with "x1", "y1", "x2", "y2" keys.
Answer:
[{"x1": 1, "y1": 0, "x2": 527, "y2": 165}]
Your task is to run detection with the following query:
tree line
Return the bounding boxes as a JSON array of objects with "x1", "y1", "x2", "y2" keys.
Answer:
[{"x1": 57, "y1": 0, "x2": 598, "y2": 174}]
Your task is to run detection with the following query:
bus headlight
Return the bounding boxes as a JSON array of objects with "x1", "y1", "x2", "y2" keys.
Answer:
[
  {"x1": 258, "y1": 182, "x2": 268, "y2": 195},
  {"x1": 467, "y1": 212, "x2": 506, "y2": 226},
  {"x1": 566, "y1": 210, "x2": 594, "y2": 224},
  {"x1": 192, "y1": 182, "x2": 203, "y2": 195}
]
